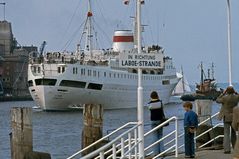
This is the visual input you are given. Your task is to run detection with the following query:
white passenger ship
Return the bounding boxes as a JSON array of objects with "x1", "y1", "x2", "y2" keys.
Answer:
[{"x1": 27, "y1": 0, "x2": 180, "y2": 111}]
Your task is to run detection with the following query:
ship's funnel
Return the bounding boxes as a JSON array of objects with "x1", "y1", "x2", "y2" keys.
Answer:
[{"x1": 112, "y1": 30, "x2": 134, "y2": 52}]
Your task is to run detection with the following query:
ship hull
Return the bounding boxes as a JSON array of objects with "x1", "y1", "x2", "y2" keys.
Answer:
[{"x1": 28, "y1": 63, "x2": 179, "y2": 111}]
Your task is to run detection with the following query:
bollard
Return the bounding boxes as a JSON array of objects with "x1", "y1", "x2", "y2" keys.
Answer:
[
  {"x1": 82, "y1": 104, "x2": 103, "y2": 156},
  {"x1": 195, "y1": 99, "x2": 213, "y2": 125},
  {"x1": 11, "y1": 107, "x2": 33, "y2": 159}
]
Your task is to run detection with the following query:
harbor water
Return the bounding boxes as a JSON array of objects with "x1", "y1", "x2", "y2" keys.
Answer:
[{"x1": 0, "y1": 83, "x2": 236, "y2": 159}]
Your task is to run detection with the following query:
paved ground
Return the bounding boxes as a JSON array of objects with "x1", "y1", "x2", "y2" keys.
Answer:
[{"x1": 169, "y1": 149, "x2": 233, "y2": 159}]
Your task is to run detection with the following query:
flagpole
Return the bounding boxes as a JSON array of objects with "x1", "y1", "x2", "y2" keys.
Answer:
[
  {"x1": 226, "y1": 0, "x2": 232, "y2": 86},
  {"x1": 0, "y1": 2, "x2": 5, "y2": 20},
  {"x1": 137, "y1": 0, "x2": 144, "y2": 158}
]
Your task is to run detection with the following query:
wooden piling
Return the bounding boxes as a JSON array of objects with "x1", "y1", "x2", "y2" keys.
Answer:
[
  {"x1": 10, "y1": 107, "x2": 51, "y2": 159},
  {"x1": 11, "y1": 107, "x2": 33, "y2": 159},
  {"x1": 82, "y1": 104, "x2": 103, "y2": 156}
]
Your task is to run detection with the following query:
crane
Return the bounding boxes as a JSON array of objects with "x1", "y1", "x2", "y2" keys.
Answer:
[{"x1": 39, "y1": 41, "x2": 47, "y2": 55}]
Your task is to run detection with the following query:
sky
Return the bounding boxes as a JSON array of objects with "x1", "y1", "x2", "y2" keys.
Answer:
[{"x1": 1, "y1": 0, "x2": 239, "y2": 84}]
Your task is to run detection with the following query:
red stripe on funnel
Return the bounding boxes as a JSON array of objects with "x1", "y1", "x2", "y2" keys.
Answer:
[{"x1": 113, "y1": 36, "x2": 134, "y2": 42}]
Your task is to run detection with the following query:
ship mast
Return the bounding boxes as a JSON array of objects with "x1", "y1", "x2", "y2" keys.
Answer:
[{"x1": 85, "y1": 0, "x2": 93, "y2": 59}]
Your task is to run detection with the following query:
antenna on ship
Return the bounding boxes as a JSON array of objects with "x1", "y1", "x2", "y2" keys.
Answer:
[
  {"x1": 211, "y1": 62, "x2": 215, "y2": 80},
  {"x1": 0, "y1": 2, "x2": 6, "y2": 20},
  {"x1": 85, "y1": 0, "x2": 93, "y2": 59}
]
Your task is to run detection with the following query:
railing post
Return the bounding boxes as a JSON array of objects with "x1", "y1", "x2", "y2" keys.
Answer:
[
  {"x1": 99, "y1": 152, "x2": 104, "y2": 159},
  {"x1": 128, "y1": 133, "x2": 132, "y2": 158},
  {"x1": 175, "y1": 117, "x2": 178, "y2": 157},
  {"x1": 112, "y1": 144, "x2": 116, "y2": 159},
  {"x1": 121, "y1": 137, "x2": 125, "y2": 157},
  {"x1": 134, "y1": 129, "x2": 138, "y2": 158}
]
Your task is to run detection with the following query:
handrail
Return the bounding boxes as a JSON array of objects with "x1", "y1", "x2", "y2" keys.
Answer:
[
  {"x1": 164, "y1": 111, "x2": 222, "y2": 154},
  {"x1": 199, "y1": 135, "x2": 224, "y2": 148},
  {"x1": 198, "y1": 112, "x2": 220, "y2": 126},
  {"x1": 67, "y1": 122, "x2": 138, "y2": 159},
  {"x1": 144, "y1": 116, "x2": 179, "y2": 158},
  {"x1": 67, "y1": 111, "x2": 223, "y2": 159},
  {"x1": 80, "y1": 124, "x2": 141, "y2": 159},
  {"x1": 144, "y1": 116, "x2": 177, "y2": 137},
  {"x1": 195, "y1": 123, "x2": 223, "y2": 140}
]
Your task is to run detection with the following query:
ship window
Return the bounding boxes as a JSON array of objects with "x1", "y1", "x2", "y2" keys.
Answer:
[
  {"x1": 132, "y1": 69, "x2": 137, "y2": 73},
  {"x1": 62, "y1": 67, "x2": 65, "y2": 73},
  {"x1": 104, "y1": 72, "x2": 106, "y2": 77},
  {"x1": 31, "y1": 66, "x2": 36, "y2": 73},
  {"x1": 73, "y1": 67, "x2": 75, "y2": 74},
  {"x1": 81, "y1": 68, "x2": 85, "y2": 75},
  {"x1": 98, "y1": 71, "x2": 100, "y2": 77},
  {"x1": 58, "y1": 67, "x2": 61, "y2": 73},
  {"x1": 93, "y1": 70, "x2": 96, "y2": 77},
  {"x1": 114, "y1": 73, "x2": 116, "y2": 78},
  {"x1": 35, "y1": 78, "x2": 57, "y2": 86},
  {"x1": 75, "y1": 67, "x2": 78, "y2": 74},
  {"x1": 109, "y1": 73, "x2": 111, "y2": 78},
  {"x1": 88, "y1": 70, "x2": 92, "y2": 76},
  {"x1": 87, "y1": 83, "x2": 103, "y2": 90},
  {"x1": 142, "y1": 70, "x2": 147, "y2": 74},
  {"x1": 162, "y1": 80, "x2": 170, "y2": 85},
  {"x1": 59, "y1": 80, "x2": 86, "y2": 88},
  {"x1": 28, "y1": 80, "x2": 33, "y2": 87},
  {"x1": 38, "y1": 67, "x2": 41, "y2": 73}
]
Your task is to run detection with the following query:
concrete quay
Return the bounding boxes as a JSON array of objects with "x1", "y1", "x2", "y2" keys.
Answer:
[{"x1": 168, "y1": 149, "x2": 233, "y2": 159}]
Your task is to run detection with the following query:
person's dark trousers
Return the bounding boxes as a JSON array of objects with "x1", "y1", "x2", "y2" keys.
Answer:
[{"x1": 184, "y1": 127, "x2": 195, "y2": 157}]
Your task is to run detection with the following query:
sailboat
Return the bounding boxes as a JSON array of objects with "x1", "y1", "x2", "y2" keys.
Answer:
[
  {"x1": 27, "y1": 0, "x2": 180, "y2": 111},
  {"x1": 172, "y1": 67, "x2": 191, "y2": 96}
]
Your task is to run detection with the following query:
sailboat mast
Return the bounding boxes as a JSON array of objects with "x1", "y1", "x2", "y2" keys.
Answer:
[
  {"x1": 181, "y1": 66, "x2": 186, "y2": 93},
  {"x1": 85, "y1": 0, "x2": 93, "y2": 59},
  {"x1": 226, "y1": 0, "x2": 232, "y2": 86}
]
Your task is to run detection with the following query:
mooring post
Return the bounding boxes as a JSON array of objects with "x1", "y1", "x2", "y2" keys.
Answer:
[
  {"x1": 10, "y1": 107, "x2": 51, "y2": 159},
  {"x1": 195, "y1": 99, "x2": 213, "y2": 125},
  {"x1": 11, "y1": 107, "x2": 33, "y2": 159},
  {"x1": 82, "y1": 104, "x2": 103, "y2": 156}
]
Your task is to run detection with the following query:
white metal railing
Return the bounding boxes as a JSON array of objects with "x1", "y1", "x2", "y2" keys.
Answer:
[
  {"x1": 67, "y1": 112, "x2": 223, "y2": 159},
  {"x1": 144, "y1": 116, "x2": 179, "y2": 158},
  {"x1": 67, "y1": 122, "x2": 139, "y2": 159},
  {"x1": 164, "y1": 111, "x2": 223, "y2": 154},
  {"x1": 67, "y1": 116, "x2": 178, "y2": 159}
]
